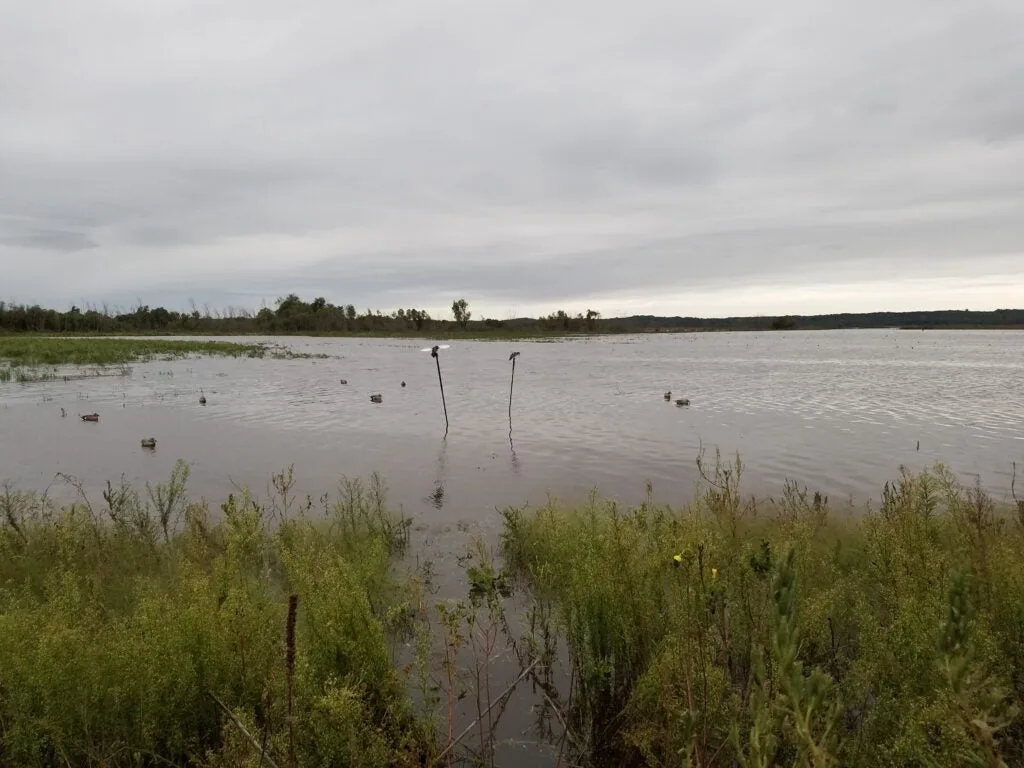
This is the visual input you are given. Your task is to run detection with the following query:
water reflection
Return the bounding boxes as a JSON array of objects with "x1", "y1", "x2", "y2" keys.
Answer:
[
  {"x1": 425, "y1": 438, "x2": 448, "y2": 509},
  {"x1": 509, "y1": 429, "x2": 521, "y2": 476}
]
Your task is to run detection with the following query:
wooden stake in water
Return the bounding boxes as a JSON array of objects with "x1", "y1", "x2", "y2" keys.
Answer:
[{"x1": 423, "y1": 344, "x2": 451, "y2": 437}]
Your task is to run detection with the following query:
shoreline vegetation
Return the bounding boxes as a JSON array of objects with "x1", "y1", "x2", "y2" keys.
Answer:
[
  {"x1": 1, "y1": 297, "x2": 1022, "y2": 338},
  {"x1": 3, "y1": 458, "x2": 1024, "y2": 766},
  {"x1": 0, "y1": 337, "x2": 321, "y2": 378}
]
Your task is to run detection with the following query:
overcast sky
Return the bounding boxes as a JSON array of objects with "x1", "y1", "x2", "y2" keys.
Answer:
[{"x1": 2, "y1": 0, "x2": 1023, "y2": 319}]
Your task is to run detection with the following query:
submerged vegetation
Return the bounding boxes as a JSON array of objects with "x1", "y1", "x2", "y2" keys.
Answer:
[
  {"x1": 2, "y1": 458, "x2": 1024, "y2": 766},
  {"x1": 0, "y1": 365, "x2": 58, "y2": 384},
  {"x1": 0, "y1": 336, "x2": 268, "y2": 367},
  {"x1": 0, "y1": 337, "x2": 320, "y2": 378}
]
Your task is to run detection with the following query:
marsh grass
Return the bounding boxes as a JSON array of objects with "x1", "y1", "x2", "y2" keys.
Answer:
[
  {"x1": 6, "y1": 457, "x2": 1024, "y2": 767},
  {"x1": 0, "y1": 464, "x2": 429, "y2": 767},
  {"x1": 501, "y1": 455, "x2": 1024, "y2": 767},
  {"x1": 0, "y1": 337, "x2": 269, "y2": 367},
  {"x1": 0, "y1": 364, "x2": 58, "y2": 383}
]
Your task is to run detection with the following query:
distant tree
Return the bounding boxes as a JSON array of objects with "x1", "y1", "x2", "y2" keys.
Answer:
[
  {"x1": 345, "y1": 305, "x2": 356, "y2": 321},
  {"x1": 772, "y1": 316, "x2": 797, "y2": 330},
  {"x1": 407, "y1": 308, "x2": 430, "y2": 331},
  {"x1": 585, "y1": 309, "x2": 601, "y2": 332},
  {"x1": 311, "y1": 297, "x2": 326, "y2": 312},
  {"x1": 276, "y1": 294, "x2": 304, "y2": 316},
  {"x1": 548, "y1": 309, "x2": 571, "y2": 331},
  {"x1": 150, "y1": 307, "x2": 171, "y2": 328},
  {"x1": 452, "y1": 298, "x2": 471, "y2": 328}
]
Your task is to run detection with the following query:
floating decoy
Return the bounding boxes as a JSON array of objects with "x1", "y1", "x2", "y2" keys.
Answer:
[
  {"x1": 664, "y1": 391, "x2": 672, "y2": 401},
  {"x1": 401, "y1": 381, "x2": 406, "y2": 387},
  {"x1": 60, "y1": 408, "x2": 66, "y2": 417},
  {"x1": 199, "y1": 394, "x2": 207, "y2": 405},
  {"x1": 340, "y1": 379, "x2": 348, "y2": 385},
  {"x1": 81, "y1": 413, "x2": 99, "y2": 422},
  {"x1": 140, "y1": 437, "x2": 157, "y2": 449},
  {"x1": 370, "y1": 393, "x2": 383, "y2": 403},
  {"x1": 675, "y1": 398, "x2": 690, "y2": 407}
]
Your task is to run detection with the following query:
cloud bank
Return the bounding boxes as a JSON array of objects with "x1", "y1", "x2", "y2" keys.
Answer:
[{"x1": 2, "y1": 0, "x2": 1023, "y2": 317}]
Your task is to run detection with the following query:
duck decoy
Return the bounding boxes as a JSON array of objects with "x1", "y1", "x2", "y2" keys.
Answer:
[
  {"x1": 675, "y1": 398, "x2": 690, "y2": 407},
  {"x1": 664, "y1": 391, "x2": 672, "y2": 401},
  {"x1": 370, "y1": 393, "x2": 383, "y2": 403},
  {"x1": 199, "y1": 394, "x2": 207, "y2": 405},
  {"x1": 140, "y1": 437, "x2": 157, "y2": 449},
  {"x1": 81, "y1": 413, "x2": 99, "y2": 422},
  {"x1": 401, "y1": 381, "x2": 406, "y2": 387}
]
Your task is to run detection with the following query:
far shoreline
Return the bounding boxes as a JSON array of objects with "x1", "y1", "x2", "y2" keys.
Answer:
[{"x1": 3, "y1": 324, "x2": 1024, "y2": 343}]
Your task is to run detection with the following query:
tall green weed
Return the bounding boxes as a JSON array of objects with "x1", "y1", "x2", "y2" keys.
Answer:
[{"x1": 502, "y1": 458, "x2": 1024, "y2": 767}]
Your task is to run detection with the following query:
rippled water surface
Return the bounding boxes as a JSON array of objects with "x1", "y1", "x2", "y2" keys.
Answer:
[{"x1": 2, "y1": 330, "x2": 1023, "y2": 525}]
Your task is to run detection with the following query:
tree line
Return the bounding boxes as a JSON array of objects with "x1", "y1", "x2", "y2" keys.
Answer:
[
  {"x1": 0, "y1": 297, "x2": 1021, "y2": 335},
  {"x1": 0, "y1": 296, "x2": 610, "y2": 335}
]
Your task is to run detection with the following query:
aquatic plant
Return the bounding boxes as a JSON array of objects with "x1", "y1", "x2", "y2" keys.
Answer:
[{"x1": 0, "y1": 337, "x2": 268, "y2": 367}]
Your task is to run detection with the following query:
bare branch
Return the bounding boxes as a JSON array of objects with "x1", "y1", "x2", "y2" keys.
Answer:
[{"x1": 207, "y1": 691, "x2": 281, "y2": 768}]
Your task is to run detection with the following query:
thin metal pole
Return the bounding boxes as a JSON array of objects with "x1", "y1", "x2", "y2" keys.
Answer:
[
  {"x1": 508, "y1": 355, "x2": 516, "y2": 425},
  {"x1": 435, "y1": 354, "x2": 449, "y2": 436}
]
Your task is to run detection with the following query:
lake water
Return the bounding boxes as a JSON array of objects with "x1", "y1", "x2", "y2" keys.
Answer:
[
  {"x1": 2, "y1": 330, "x2": 1023, "y2": 528},
  {"x1": 2, "y1": 329, "x2": 1023, "y2": 764}
]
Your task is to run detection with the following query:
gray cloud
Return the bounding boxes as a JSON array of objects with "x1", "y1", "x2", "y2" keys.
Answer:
[
  {"x1": 1, "y1": 0, "x2": 1023, "y2": 316},
  {"x1": 0, "y1": 225, "x2": 97, "y2": 252}
]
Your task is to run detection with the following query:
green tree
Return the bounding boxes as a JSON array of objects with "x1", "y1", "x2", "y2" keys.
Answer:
[
  {"x1": 276, "y1": 294, "x2": 305, "y2": 317},
  {"x1": 407, "y1": 308, "x2": 430, "y2": 331},
  {"x1": 452, "y1": 298, "x2": 471, "y2": 328}
]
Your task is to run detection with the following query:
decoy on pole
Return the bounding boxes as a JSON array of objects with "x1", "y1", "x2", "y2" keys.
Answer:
[
  {"x1": 421, "y1": 344, "x2": 451, "y2": 436},
  {"x1": 508, "y1": 351, "x2": 521, "y2": 426}
]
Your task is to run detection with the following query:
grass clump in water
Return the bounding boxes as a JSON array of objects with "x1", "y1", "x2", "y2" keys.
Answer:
[
  {"x1": 0, "y1": 464, "x2": 429, "y2": 767},
  {"x1": 501, "y1": 456, "x2": 1024, "y2": 767},
  {"x1": 0, "y1": 336, "x2": 269, "y2": 367},
  {"x1": 0, "y1": 364, "x2": 58, "y2": 383}
]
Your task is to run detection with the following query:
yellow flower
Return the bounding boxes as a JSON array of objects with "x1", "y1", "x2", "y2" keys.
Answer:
[{"x1": 711, "y1": 567, "x2": 718, "y2": 579}]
